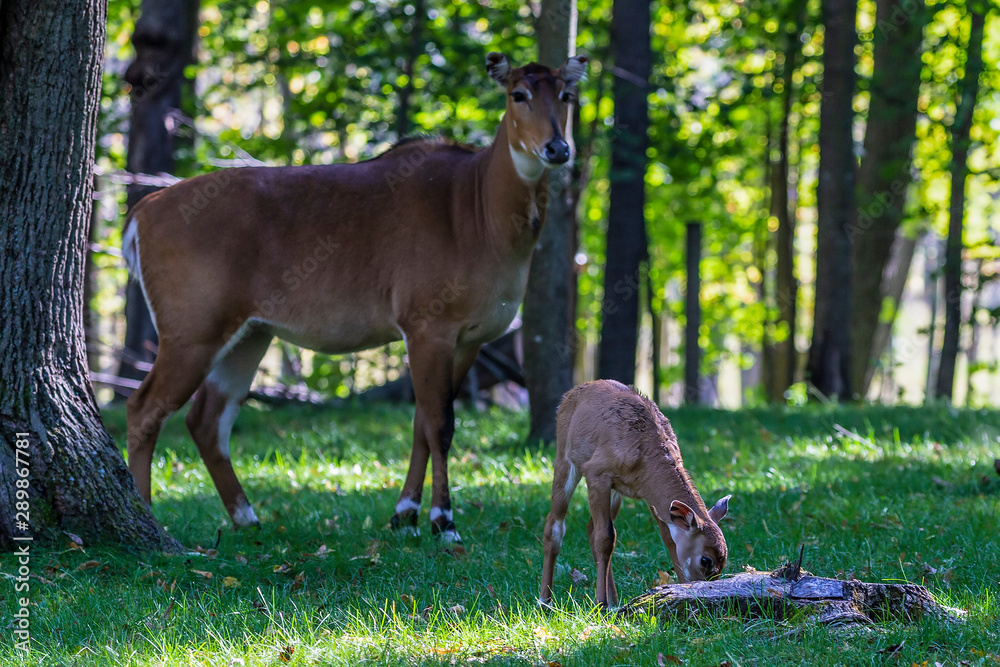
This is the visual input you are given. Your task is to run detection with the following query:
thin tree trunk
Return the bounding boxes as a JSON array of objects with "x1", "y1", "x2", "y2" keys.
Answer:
[
  {"x1": 866, "y1": 230, "x2": 921, "y2": 390},
  {"x1": 0, "y1": 0, "x2": 179, "y2": 551},
  {"x1": 116, "y1": 0, "x2": 200, "y2": 399},
  {"x1": 598, "y1": 0, "x2": 650, "y2": 385},
  {"x1": 759, "y1": 116, "x2": 775, "y2": 399},
  {"x1": 806, "y1": 0, "x2": 857, "y2": 401},
  {"x1": 849, "y1": 0, "x2": 928, "y2": 397},
  {"x1": 936, "y1": 7, "x2": 985, "y2": 402},
  {"x1": 769, "y1": 4, "x2": 805, "y2": 401},
  {"x1": 523, "y1": 0, "x2": 578, "y2": 444},
  {"x1": 684, "y1": 222, "x2": 702, "y2": 404},
  {"x1": 396, "y1": 0, "x2": 424, "y2": 139}
]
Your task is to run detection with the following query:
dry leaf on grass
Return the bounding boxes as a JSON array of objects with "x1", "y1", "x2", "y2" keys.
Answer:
[
  {"x1": 658, "y1": 653, "x2": 683, "y2": 665},
  {"x1": 569, "y1": 568, "x2": 588, "y2": 584},
  {"x1": 191, "y1": 570, "x2": 213, "y2": 579}
]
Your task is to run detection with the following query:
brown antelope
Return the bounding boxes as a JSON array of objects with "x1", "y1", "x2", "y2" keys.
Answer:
[
  {"x1": 122, "y1": 52, "x2": 588, "y2": 542},
  {"x1": 540, "y1": 380, "x2": 731, "y2": 607}
]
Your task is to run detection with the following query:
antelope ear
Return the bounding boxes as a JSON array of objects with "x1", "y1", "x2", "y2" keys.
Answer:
[
  {"x1": 709, "y1": 494, "x2": 731, "y2": 523},
  {"x1": 560, "y1": 54, "x2": 588, "y2": 86},
  {"x1": 486, "y1": 52, "x2": 511, "y2": 86},
  {"x1": 669, "y1": 500, "x2": 699, "y2": 531}
]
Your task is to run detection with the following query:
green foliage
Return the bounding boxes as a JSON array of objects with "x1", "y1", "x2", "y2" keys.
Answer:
[
  {"x1": 93, "y1": 0, "x2": 1000, "y2": 402},
  {"x1": 4, "y1": 404, "x2": 1000, "y2": 664}
]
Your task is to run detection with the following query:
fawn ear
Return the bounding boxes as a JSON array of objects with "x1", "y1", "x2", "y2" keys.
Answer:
[
  {"x1": 709, "y1": 495, "x2": 731, "y2": 523},
  {"x1": 669, "y1": 500, "x2": 699, "y2": 532},
  {"x1": 486, "y1": 52, "x2": 511, "y2": 86}
]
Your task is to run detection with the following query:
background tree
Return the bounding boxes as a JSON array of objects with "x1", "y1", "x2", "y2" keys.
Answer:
[
  {"x1": 115, "y1": 0, "x2": 201, "y2": 398},
  {"x1": 0, "y1": 0, "x2": 178, "y2": 550},
  {"x1": 806, "y1": 0, "x2": 857, "y2": 401},
  {"x1": 849, "y1": 0, "x2": 929, "y2": 397},
  {"x1": 598, "y1": 0, "x2": 650, "y2": 385},
  {"x1": 765, "y1": 0, "x2": 807, "y2": 402},
  {"x1": 936, "y1": 3, "x2": 987, "y2": 402},
  {"x1": 523, "y1": 0, "x2": 579, "y2": 444}
]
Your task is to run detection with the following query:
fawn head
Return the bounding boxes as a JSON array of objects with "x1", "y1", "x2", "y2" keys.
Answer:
[{"x1": 655, "y1": 495, "x2": 731, "y2": 582}]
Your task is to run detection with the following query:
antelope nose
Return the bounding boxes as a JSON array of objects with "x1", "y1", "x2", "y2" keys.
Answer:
[{"x1": 543, "y1": 139, "x2": 570, "y2": 164}]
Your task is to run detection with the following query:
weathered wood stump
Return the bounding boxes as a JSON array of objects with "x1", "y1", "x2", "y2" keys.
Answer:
[{"x1": 625, "y1": 566, "x2": 965, "y2": 626}]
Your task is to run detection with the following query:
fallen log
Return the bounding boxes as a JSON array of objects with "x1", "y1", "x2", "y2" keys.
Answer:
[{"x1": 625, "y1": 565, "x2": 965, "y2": 626}]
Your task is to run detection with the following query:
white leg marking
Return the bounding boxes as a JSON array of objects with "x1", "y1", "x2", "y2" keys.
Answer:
[
  {"x1": 211, "y1": 320, "x2": 259, "y2": 368},
  {"x1": 565, "y1": 462, "x2": 581, "y2": 497},
  {"x1": 232, "y1": 500, "x2": 259, "y2": 527},
  {"x1": 438, "y1": 529, "x2": 462, "y2": 544},
  {"x1": 215, "y1": 400, "x2": 241, "y2": 460},
  {"x1": 551, "y1": 519, "x2": 565, "y2": 548},
  {"x1": 429, "y1": 507, "x2": 453, "y2": 524},
  {"x1": 395, "y1": 498, "x2": 420, "y2": 515}
]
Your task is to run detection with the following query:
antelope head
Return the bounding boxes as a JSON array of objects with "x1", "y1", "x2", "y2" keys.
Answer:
[
  {"x1": 486, "y1": 52, "x2": 588, "y2": 182},
  {"x1": 655, "y1": 495, "x2": 731, "y2": 582}
]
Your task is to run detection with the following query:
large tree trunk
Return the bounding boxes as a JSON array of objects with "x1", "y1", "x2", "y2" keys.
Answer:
[
  {"x1": 0, "y1": 0, "x2": 179, "y2": 551},
  {"x1": 522, "y1": 0, "x2": 579, "y2": 444},
  {"x1": 598, "y1": 0, "x2": 650, "y2": 385},
  {"x1": 116, "y1": 0, "x2": 200, "y2": 399},
  {"x1": 767, "y1": 3, "x2": 805, "y2": 402},
  {"x1": 935, "y1": 6, "x2": 986, "y2": 402},
  {"x1": 849, "y1": 0, "x2": 928, "y2": 398},
  {"x1": 806, "y1": 0, "x2": 857, "y2": 401}
]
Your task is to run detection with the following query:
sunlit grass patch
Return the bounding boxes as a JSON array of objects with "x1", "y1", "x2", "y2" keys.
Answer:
[{"x1": 4, "y1": 403, "x2": 999, "y2": 665}]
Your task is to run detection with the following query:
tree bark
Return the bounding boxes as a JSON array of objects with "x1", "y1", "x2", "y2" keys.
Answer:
[
  {"x1": 867, "y1": 230, "x2": 921, "y2": 389},
  {"x1": 396, "y1": 0, "x2": 425, "y2": 139},
  {"x1": 806, "y1": 0, "x2": 857, "y2": 401},
  {"x1": 0, "y1": 0, "x2": 179, "y2": 551},
  {"x1": 935, "y1": 6, "x2": 986, "y2": 402},
  {"x1": 598, "y1": 0, "x2": 650, "y2": 385},
  {"x1": 522, "y1": 0, "x2": 579, "y2": 444},
  {"x1": 116, "y1": 0, "x2": 200, "y2": 399},
  {"x1": 684, "y1": 222, "x2": 702, "y2": 404},
  {"x1": 849, "y1": 0, "x2": 928, "y2": 398},
  {"x1": 767, "y1": 3, "x2": 805, "y2": 402}
]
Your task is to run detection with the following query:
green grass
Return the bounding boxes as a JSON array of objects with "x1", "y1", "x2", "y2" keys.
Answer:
[{"x1": 4, "y1": 403, "x2": 1000, "y2": 665}]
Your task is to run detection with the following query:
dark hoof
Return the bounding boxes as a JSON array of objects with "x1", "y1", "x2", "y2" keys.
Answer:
[{"x1": 390, "y1": 510, "x2": 420, "y2": 537}]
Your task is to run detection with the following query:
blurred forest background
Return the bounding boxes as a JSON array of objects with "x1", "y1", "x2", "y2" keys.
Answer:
[{"x1": 87, "y1": 0, "x2": 1000, "y2": 411}]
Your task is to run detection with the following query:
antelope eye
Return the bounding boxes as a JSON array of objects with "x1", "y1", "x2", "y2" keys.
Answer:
[
  {"x1": 700, "y1": 556, "x2": 714, "y2": 571},
  {"x1": 511, "y1": 91, "x2": 527, "y2": 103},
  {"x1": 560, "y1": 91, "x2": 576, "y2": 103}
]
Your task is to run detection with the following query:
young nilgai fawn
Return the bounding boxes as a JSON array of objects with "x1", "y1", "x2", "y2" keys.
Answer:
[{"x1": 540, "y1": 380, "x2": 731, "y2": 607}]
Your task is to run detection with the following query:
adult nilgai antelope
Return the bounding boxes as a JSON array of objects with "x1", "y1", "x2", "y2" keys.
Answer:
[
  {"x1": 540, "y1": 380, "x2": 731, "y2": 608},
  {"x1": 123, "y1": 53, "x2": 588, "y2": 542}
]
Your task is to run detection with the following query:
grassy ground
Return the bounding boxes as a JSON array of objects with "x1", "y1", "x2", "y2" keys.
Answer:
[{"x1": 4, "y1": 402, "x2": 1000, "y2": 666}]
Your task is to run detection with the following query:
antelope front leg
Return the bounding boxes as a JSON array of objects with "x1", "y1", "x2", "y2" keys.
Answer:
[
  {"x1": 405, "y1": 335, "x2": 461, "y2": 542},
  {"x1": 586, "y1": 479, "x2": 616, "y2": 608},
  {"x1": 391, "y1": 407, "x2": 430, "y2": 536}
]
